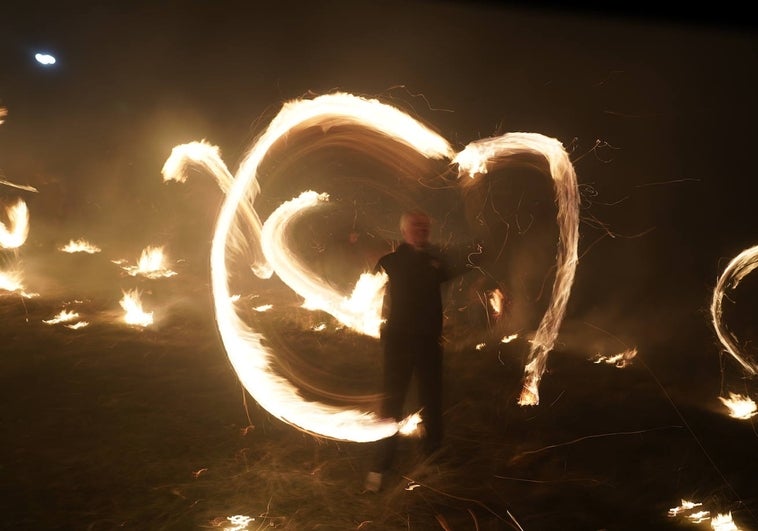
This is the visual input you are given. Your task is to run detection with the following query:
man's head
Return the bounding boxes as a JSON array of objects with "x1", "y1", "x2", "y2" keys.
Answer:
[{"x1": 400, "y1": 209, "x2": 431, "y2": 249}]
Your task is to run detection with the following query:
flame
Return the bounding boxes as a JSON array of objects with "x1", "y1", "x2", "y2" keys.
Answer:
[
  {"x1": 501, "y1": 333, "x2": 518, "y2": 343},
  {"x1": 117, "y1": 245, "x2": 177, "y2": 279},
  {"x1": 454, "y1": 133, "x2": 580, "y2": 405},
  {"x1": 668, "y1": 500, "x2": 703, "y2": 517},
  {"x1": 60, "y1": 239, "x2": 101, "y2": 254},
  {"x1": 65, "y1": 321, "x2": 89, "y2": 329},
  {"x1": 0, "y1": 198, "x2": 29, "y2": 249},
  {"x1": 119, "y1": 289, "x2": 154, "y2": 327},
  {"x1": 43, "y1": 309, "x2": 80, "y2": 324},
  {"x1": 710, "y1": 244, "x2": 758, "y2": 376},
  {"x1": 252, "y1": 304, "x2": 272, "y2": 312},
  {"x1": 0, "y1": 269, "x2": 36, "y2": 297},
  {"x1": 711, "y1": 513, "x2": 740, "y2": 530},
  {"x1": 718, "y1": 392, "x2": 757, "y2": 420},
  {"x1": 488, "y1": 288, "x2": 504, "y2": 318},
  {"x1": 0, "y1": 106, "x2": 6, "y2": 125},
  {"x1": 206, "y1": 93, "x2": 451, "y2": 442},
  {"x1": 592, "y1": 348, "x2": 637, "y2": 368}
]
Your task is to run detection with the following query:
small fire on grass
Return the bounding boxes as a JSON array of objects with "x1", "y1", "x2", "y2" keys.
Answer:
[
  {"x1": 0, "y1": 270, "x2": 36, "y2": 298},
  {"x1": 119, "y1": 289, "x2": 153, "y2": 327},
  {"x1": 718, "y1": 392, "x2": 757, "y2": 420},
  {"x1": 114, "y1": 245, "x2": 177, "y2": 279},
  {"x1": 59, "y1": 238, "x2": 101, "y2": 254},
  {"x1": 668, "y1": 500, "x2": 742, "y2": 529},
  {"x1": 592, "y1": 348, "x2": 637, "y2": 368},
  {"x1": 43, "y1": 309, "x2": 89, "y2": 329}
]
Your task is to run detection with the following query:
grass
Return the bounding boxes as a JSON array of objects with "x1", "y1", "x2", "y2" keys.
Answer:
[{"x1": 1, "y1": 272, "x2": 757, "y2": 530}]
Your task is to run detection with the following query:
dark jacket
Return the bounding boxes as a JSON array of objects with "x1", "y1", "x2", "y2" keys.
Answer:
[{"x1": 375, "y1": 243, "x2": 452, "y2": 339}]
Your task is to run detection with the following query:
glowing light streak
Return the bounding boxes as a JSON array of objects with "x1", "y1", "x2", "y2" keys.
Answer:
[
  {"x1": 60, "y1": 239, "x2": 101, "y2": 254},
  {"x1": 0, "y1": 198, "x2": 29, "y2": 249},
  {"x1": 710, "y1": 244, "x2": 758, "y2": 376},
  {"x1": 34, "y1": 53, "x2": 56, "y2": 65},
  {"x1": 488, "y1": 288, "x2": 504, "y2": 318},
  {"x1": 175, "y1": 92, "x2": 578, "y2": 443},
  {"x1": 501, "y1": 334, "x2": 518, "y2": 344},
  {"x1": 454, "y1": 133, "x2": 580, "y2": 406},
  {"x1": 162, "y1": 140, "x2": 272, "y2": 279},
  {"x1": 206, "y1": 93, "x2": 453, "y2": 442},
  {"x1": 117, "y1": 245, "x2": 177, "y2": 278},
  {"x1": 592, "y1": 348, "x2": 637, "y2": 368},
  {"x1": 65, "y1": 321, "x2": 89, "y2": 329},
  {"x1": 119, "y1": 289, "x2": 154, "y2": 327},
  {"x1": 252, "y1": 304, "x2": 272, "y2": 312},
  {"x1": 0, "y1": 179, "x2": 38, "y2": 192},
  {"x1": 718, "y1": 392, "x2": 757, "y2": 420},
  {"x1": 260, "y1": 190, "x2": 387, "y2": 338}
]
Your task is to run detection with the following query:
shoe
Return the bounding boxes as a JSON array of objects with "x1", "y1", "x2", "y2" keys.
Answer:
[{"x1": 364, "y1": 471, "x2": 383, "y2": 493}]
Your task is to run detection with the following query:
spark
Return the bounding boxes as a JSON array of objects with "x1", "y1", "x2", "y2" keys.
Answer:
[
  {"x1": 116, "y1": 245, "x2": 177, "y2": 278},
  {"x1": 710, "y1": 244, "x2": 758, "y2": 376},
  {"x1": 0, "y1": 198, "x2": 29, "y2": 249},
  {"x1": 718, "y1": 392, "x2": 757, "y2": 420},
  {"x1": 119, "y1": 289, "x2": 154, "y2": 327},
  {"x1": 60, "y1": 239, "x2": 101, "y2": 254},
  {"x1": 475, "y1": 343, "x2": 486, "y2": 350},
  {"x1": 454, "y1": 133, "x2": 580, "y2": 405}
]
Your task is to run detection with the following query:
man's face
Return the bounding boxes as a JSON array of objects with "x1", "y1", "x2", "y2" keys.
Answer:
[{"x1": 402, "y1": 214, "x2": 431, "y2": 248}]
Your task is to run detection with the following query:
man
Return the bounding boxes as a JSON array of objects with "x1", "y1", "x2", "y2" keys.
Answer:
[{"x1": 364, "y1": 208, "x2": 455, "y2": 493}]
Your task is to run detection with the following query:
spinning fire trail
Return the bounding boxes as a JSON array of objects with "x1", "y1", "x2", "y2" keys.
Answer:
[
  {"x1": 163, "y1": 92, "x2": 580, "y2": 442},
  {"x1": 710, "y1": 244, "x2": 758, "y2": 376}
]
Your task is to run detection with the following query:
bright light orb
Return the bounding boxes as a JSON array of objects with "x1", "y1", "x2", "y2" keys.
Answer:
[{"x1": 34, "y1": 53, "x2": 56, "y2": 65}]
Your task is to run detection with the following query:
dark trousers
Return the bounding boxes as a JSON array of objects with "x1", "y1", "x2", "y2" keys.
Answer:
[{"x1": 372, "y1": 331, "x2": 443, "y2": 473}]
